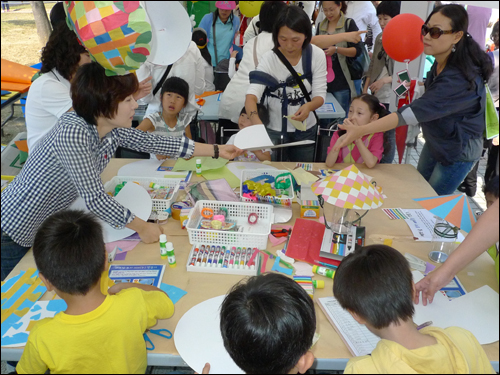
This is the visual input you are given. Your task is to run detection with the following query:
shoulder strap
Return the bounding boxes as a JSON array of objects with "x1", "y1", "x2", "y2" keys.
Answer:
[
  {"x1": 212, "y1": 15, "x2": 219, "y2": 66},
  {"x1": 301, "y1": 44, "x2": 313, "y2": 85},
  {"x1": 253, "y1": 35, "x2": 259, "y2": 68},
  {"x1": 249, "y1": 70, "x2": 280, "y2": 90},
  {"x1": 272, "y1": 47, "x2": 319, "y2": 123},
  {"x1": 153, "y1": 64, "x2": 173, "y2": 97}
]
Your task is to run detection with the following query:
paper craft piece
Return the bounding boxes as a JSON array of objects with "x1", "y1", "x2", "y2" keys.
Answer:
[
  {"x1": 113, "y1": 252, "x2": 127, "y2": 261},
  {"x1": 19, "y1": 151, "x2": 28, "y2": 164},
  {"x1": 64, "y1": 1, "x2": 152, "y2": 76},
  {"x1": 326, "y1": 54, "x2": 335, "y2": 82},
  {"x1": 296, "y1": 163, "x2": 313, "y2": 171},
  {"x1": 142, "y1": 1, "x2": 191, "y2": 66},
  {"x1": 117, "y1": 159, "x2": 187, "y2": 180},
  {"x1": 288, "y1": 167, "x2": 319, "y2": 186},
  {"x1": 69, "y1": 182, "x2": 152, "y2": 243},
  {"x1": 173, "y1": 156, "x2": 228, "y2": 172},
  {"x1": 226, "y1": 162, "x2": 276, "y2": 181},
  {"x1": 1, "y1": 269, "x2": 47, "y2": 343},
  {"x1": 1, "y1": 58, "x2": 39, "y2": 93},
  {"x1": 105, "y1": 240, "x2": 140, "y2": 254},
  {"x1": 404, "y1": 253, "x2": 426, "y2": 273},
  {"x1": 319, "y1": 169, "x2": 340, "y2": 177},
  {"x1": 413, "y1": 275, "x2": 499, "y2": 344},
  {"x1": 294, "y1": 276, "x2": 314, "y2": 297},
  {"x1": 286, "y1": 219, "x2": 340, "y2": 268},
  {"x1": 271, "y1": 256, "x2": 293, "y2": 275},
  {"x1": 174, "y1": 295, "x2": 244, "y2": 374},
  {"x1": 312, "y1": 165, "x2": 383, "y2": 210},
  {"x1": 201, "y1": 166, "x2": 239, "y2": 188},
  {"x1": 14, "y1": 140, "x2": 28, "y2": 153},
  {"x1": 425, "y1": 262, "x2": 436, "y2": 274},
  {"x1": 284, "y1": 115, "x2": 306, "y2": 131},
  {"x1": 382, "y1": 208, "x2": 409, "y2": 220},
  {"x1": 293, "y1": 261, "x2": 314, "y2": 277},
  {"x1": 233, "y1": 124, "x2": 314, "y2": 151},
  {"x1": 259, "y1": 251, "x2": 269, "y2": 274},
  {"x1": 1, "y1": 300, "x2": 67, "y2": 347},
  {"x1": 413, "y1": 194, "x2": 476, "y2": 233},
  {"x1": 160, "y1": 283, "x2": 187, "y2": 305}
]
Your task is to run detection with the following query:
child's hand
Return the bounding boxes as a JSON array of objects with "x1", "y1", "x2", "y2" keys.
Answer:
[
  {"x1": 324, "y1": 46, "x2": 336, "y2": 57},
  {"x1": 332, "y1": 120, "x2": 364, "y2": 152},
  {"x1": 137, "y1": 222, "x2": 164, "y2": 244},
  {"x1": 219, "y1": 144, "x2": 244, "y2": 160},
  {"x1": 292, "y1": 103, "x2": 311, "y2": 122},
  {"x1": 195, "y1": 363, "x2": 211, "y2": 374},
  {"x1": 230, "y1": 50, "x2": 238, "y2": 59}
]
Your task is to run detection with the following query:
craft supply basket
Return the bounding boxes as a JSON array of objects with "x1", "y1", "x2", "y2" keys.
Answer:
[
  {"x1": 240, "y1": 169, "x2": 294, "y2": 207},
  {"x1": 186, "y1": 200, "x2": 273, "y2": 249},
  {"x1": 104, "y1": 176, "x2": 181, "y2": 212}
]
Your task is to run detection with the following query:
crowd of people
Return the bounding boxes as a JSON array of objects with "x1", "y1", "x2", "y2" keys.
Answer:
[{"x1": 1, "y1": 1, "x2": 499, "y2": 374}]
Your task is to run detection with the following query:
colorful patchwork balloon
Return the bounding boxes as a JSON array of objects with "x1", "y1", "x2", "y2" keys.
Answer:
[
  {"x1": 64, "y1": 1, "x2": 152, "y2": 76},
  {"x1": 312, "y1": 165, "x2": 384, "y2": 210}
]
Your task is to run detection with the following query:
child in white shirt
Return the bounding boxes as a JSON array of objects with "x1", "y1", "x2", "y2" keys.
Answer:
[
  {"x1": 137, "y1": 76, "x2": 192, "y2": 160},
  {"x1": 226, "y1": 104, "x2": 272, "y2": 162}
]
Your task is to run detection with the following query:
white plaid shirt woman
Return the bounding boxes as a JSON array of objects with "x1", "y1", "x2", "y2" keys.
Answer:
[{"x1": 1, "y1": 112, "x2": 195, "y2": 248}]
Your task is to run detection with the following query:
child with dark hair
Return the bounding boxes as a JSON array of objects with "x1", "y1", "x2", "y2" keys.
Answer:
[
  {"x1": 138, "y1": 76, "x2": 192, "y2": 159},
  {"x1": 483, "y1": 175, "x2": 499, "y2": 209},
  {"x1": 192, "y1": 28, "x2": 215, "y2": 91},
  {"x1": 219, "y1": 273, "x2": 316, "y2": 374},
  {"x1": 226, "y1": 104, "x2": 272, "y2": 161},
  {"x1": 16, "y1": 210, "x2": 175, "y2": 374},
  {"x1": 334, "y1": 245, "x2": 494, "y2": 374},
  {"x1": 326, "y1": 94, "x2": 389, "y2": 168}
]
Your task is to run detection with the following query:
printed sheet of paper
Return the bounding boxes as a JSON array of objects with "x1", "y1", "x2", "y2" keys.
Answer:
[
  {"x1": 284, "y1": 115, "x2": 306, "y2": 131},
  {"x1": 402, "y1": 209, "x2": 465, "y2": 242}
]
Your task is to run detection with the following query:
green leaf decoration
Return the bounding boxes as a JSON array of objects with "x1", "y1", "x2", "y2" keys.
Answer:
[
  {"x1": 127, "y1": 51, "x2": 148, "y2": 63},
  {"x1": 136, "y1": 31, "x2": 152, "y2": 45}
]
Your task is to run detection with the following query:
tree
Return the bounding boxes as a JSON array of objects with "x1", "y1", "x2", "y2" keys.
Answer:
[{"x1": 30, "y1": 1, "x2": 52, "y2": 47}]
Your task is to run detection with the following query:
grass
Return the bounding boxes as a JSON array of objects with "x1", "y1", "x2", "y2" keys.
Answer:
[{"x1": 1, "y1": 2, "x2": 55, "y2": 66}]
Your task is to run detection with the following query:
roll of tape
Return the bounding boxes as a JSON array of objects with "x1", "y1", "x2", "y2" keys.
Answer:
[
  {"x1": 248, "y1": 213, "x2": 258, "y2": 225},
  {"x1": 211, "y1": 220, "x2": 222, "y2": 230},
  {"x1": 171, "y1": 201, "x2": 191, "y2": 221}
]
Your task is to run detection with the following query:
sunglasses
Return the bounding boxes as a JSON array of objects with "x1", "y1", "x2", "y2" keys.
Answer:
[{"x1": 421, "y1": 24, "x2": 454, "y2": 39}]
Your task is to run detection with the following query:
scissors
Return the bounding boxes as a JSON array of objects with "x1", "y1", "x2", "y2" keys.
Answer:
[
  {"x1": 271, "y1": 228, "x2": 291, "y2": 238},
  {"x1": 143, "y1": 328, "x2": 172, "y2": 350}
]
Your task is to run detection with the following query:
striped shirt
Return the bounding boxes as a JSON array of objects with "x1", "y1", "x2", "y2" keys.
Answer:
[
  {"x1": 146, "y1": 111, "x2": 188, "y2": 139},
  {"x1": 1, "y1": 112, "x2": 195, "y2": 247}
]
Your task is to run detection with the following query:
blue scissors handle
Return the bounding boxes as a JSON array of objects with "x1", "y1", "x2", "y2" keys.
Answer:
[
  {"x1": 143, "y1": 333, "x2": 154, "y2": 351},
  {"x1": 150, "y1": 328, "x2": 173, "y2": 339}
]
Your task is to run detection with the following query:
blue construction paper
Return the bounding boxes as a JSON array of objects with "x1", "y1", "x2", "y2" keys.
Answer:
[
  {"x1": 1, "y1": 271, "x2": 24, "y2": 295},
  {"x1": 160, "y1": 283, "x2": 187, "y2": 304},
  {"x1": 271, "y1": 256, "x2": 293, "y2": 275},
  {"x1": 46, "y1": 299, "x2": 67, "y2": 312}
]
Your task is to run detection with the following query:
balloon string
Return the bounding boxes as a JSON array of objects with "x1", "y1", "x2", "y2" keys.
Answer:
[{"x1": 405, "y1": 59, "x2": 412, "y2": 104}]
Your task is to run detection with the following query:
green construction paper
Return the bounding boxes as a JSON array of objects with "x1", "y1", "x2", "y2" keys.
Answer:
[
  {"x1": 201, "y1": 166, "x2": 240, "y2": 188},
  {"x1": 19, "y1": 151, "x2": 28, "y2": 164},
  {"x1": 136, "y1": 31, "x2": 152, "y2": 45},
  {"x1": 173, "y1": 157, "x2": 228, "y2": 172}
]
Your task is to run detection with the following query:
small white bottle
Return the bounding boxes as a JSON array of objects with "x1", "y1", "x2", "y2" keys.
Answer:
[{"x1": 196, "y1": 159, "x2": 202, "y2": 176}]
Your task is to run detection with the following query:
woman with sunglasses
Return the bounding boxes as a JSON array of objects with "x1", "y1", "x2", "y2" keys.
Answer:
[
  {"x1": 332, "y1": 4, "x2": 493, "y2": 195},
  {"x1": 363, "y1": 1, "x2": 401, "y2": 164}
]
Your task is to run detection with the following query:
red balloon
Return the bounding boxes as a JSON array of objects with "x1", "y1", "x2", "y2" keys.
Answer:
[{"x1": 382, "y1": 13, "x2": 424, "y2": 63}]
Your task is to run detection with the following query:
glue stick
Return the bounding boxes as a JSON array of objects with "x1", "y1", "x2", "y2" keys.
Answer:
[
  {"x1": 312, "y1": 280, "x2": 325, "y2": 289},
  {"x1": 196, "y1": 159, "x2": 202, "y2": 176},
  {"x1": 159, "y1": 234, "x2": 168, "y2": 259},
  {"x1": 166, "y1": 242, "x2": 176, "y2": 268},
  {"x1": 312, "y1": 265, "x2": 335, "y2": 279}
]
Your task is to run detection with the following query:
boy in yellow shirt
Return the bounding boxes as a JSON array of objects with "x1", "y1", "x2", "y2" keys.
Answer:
[
  {"x1": 333, "y1": 244, "x2": 494, "y2": 374},
  {"x1": 16, "y1": 210, "x2": 175, "y2": 374}
]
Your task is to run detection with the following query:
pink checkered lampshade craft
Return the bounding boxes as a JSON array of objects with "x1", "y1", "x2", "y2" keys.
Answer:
[
  {"x1": 64, "y1": 1, "x2": 152, "y2": 76},
  {"x1": 311, "y1": 165, "x2": 384, "y2": 210}
]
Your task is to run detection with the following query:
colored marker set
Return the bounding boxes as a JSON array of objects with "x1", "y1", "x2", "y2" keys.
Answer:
[{"x1": 186, "y1": 244, "x2": 261, "y2": 276}]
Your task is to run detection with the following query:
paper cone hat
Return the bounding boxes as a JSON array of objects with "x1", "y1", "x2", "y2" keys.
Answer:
[
  {"x1": 64, "y1": 1, "x2": 152, "y2": 76},
  {"x1": 311, "y1": 165, "x2": 383, "y2": 209},
  {"x1": 413, "y1": 194, "x2": 476, "y2": 233}
]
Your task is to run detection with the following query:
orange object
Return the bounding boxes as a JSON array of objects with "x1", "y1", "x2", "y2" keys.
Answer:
[
  {"x1": 196, "y1": 98, "x2": 206, "y2": 106},
  {"x1": 14, "y1": 140, "x2": 29, "y2": 153},
  {"x1": 1, "y1": 59, "x2": 39, "y2": 93},
  {"x1": 195, "y1": 90, "x2": 222, "y2": 99}
]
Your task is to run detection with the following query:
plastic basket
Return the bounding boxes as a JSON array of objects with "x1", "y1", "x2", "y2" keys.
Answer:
[
  {"x1": 104, "y1": 176, "x2": 181, "y2": 212},
  {"x1": 240, "y1": 169, "x2": 294, "y2": 207},
  {"x1": 186, "y1": 200, "x2": 273, "y2": 249}
]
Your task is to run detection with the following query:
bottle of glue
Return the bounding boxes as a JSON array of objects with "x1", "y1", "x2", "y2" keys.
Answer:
[
  {"x1": 196, "y1": 159, "x2": 202, "y2": 176},
  {"x1": 166, "y1": 242, "x2": 176, "y2": 268},
  {"x1": 159, "y1": 234, "x2": 168, "y2": 260}
]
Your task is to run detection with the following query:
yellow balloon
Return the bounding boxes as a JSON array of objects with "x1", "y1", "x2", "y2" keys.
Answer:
[{"x1": 239, "y1": 1, "x2": 264, "y2": 18}]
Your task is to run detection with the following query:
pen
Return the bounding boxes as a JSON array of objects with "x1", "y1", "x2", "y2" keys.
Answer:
[
  {"x1": 317, "y1": 261, "x2": 338, "y2": 269},
  {"x1": 278, "y1": 258, "x2": 294, "y2": 269},
  {"x1": 416, "y1": 321, "x2": 433, "y2": 330},
  {"x1": 261, "y1": 249, "x2": 275, "y2": 259}
]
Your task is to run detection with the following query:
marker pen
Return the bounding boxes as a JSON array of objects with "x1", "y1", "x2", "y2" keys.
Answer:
[
  {"x1": 202, "y1": 246, "x2": 210, "y2": 266},
  {"x1": 189, "y1": 247, "x2": 200, "y2": 266},
  {"x1": 207, "y1": 245, "x2": 216, "y2": 265},
  {"x1": 229, "y1": 246, "x2": 236, "y2": 267},
  {"x1": 196, "y1": 245, "x2": 205, "y2": 266},
  {"x1": 235, "y1": 247, "x2": 242, "y2": 268},
  {"x1": 245, "y1": 247, "x2": 254, "y2": 269},
  {"x1": 218, "y1": 246, "x2": 226, "y2": 267},
  {"x1": 223, "y1": 249, "x2": 231, "y2": 268},
  {"x1": 212, "y1": 246, "x2": 222, "y2": 267},
  {"x1": 240, "y1": 247, "x2": 247, "y2": 267}
]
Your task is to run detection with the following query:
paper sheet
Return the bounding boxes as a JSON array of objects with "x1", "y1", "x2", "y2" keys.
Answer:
[
  {"x1": 402, "y1": 209, "x2": 465, "y2": 242},
  {"x1": 173, "y1": 157, "x2": 228, "y2": 172},
  {"x1": 284, "y1": 115, "x2": 306, "y2": 131},
  {"x1": 117, "y1": 159, "x2": 190, "y2": 179},
  {"x1": 69, "y1": 183, "x2": 152, "y2": 243},
  {"x1": 225, "y1": 162, "x2": 276, "y2": 181},
  {"x1": 160, "y1": 283, "x2": 187, "y2": 305},
  {"x1": 233, "y1": 124, "x2": 314, "y2": 151},
  {"x1": 288, "y1": 167, "x2": 319, "y2": 186},
  {"x1": 201, "y1": 166, "x2": 240, "y2": 188},
  {"x1": 1, "y1": 300, "x2": 67, "y2": 347},
  {"x1": 412, "y1": 271, "x2": 499, "y2": 345},
  {"x1": 174, "y1": 295, "x2": 244, "y2": 374}
]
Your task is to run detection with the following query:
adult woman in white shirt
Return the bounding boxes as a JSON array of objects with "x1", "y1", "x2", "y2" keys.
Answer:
[
  {"x1": 25, "y1": 22, "x2": 91, "y2": 151},
  {"x1": 245, "y1": 5, "x2": 327, "y2": 162}
]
